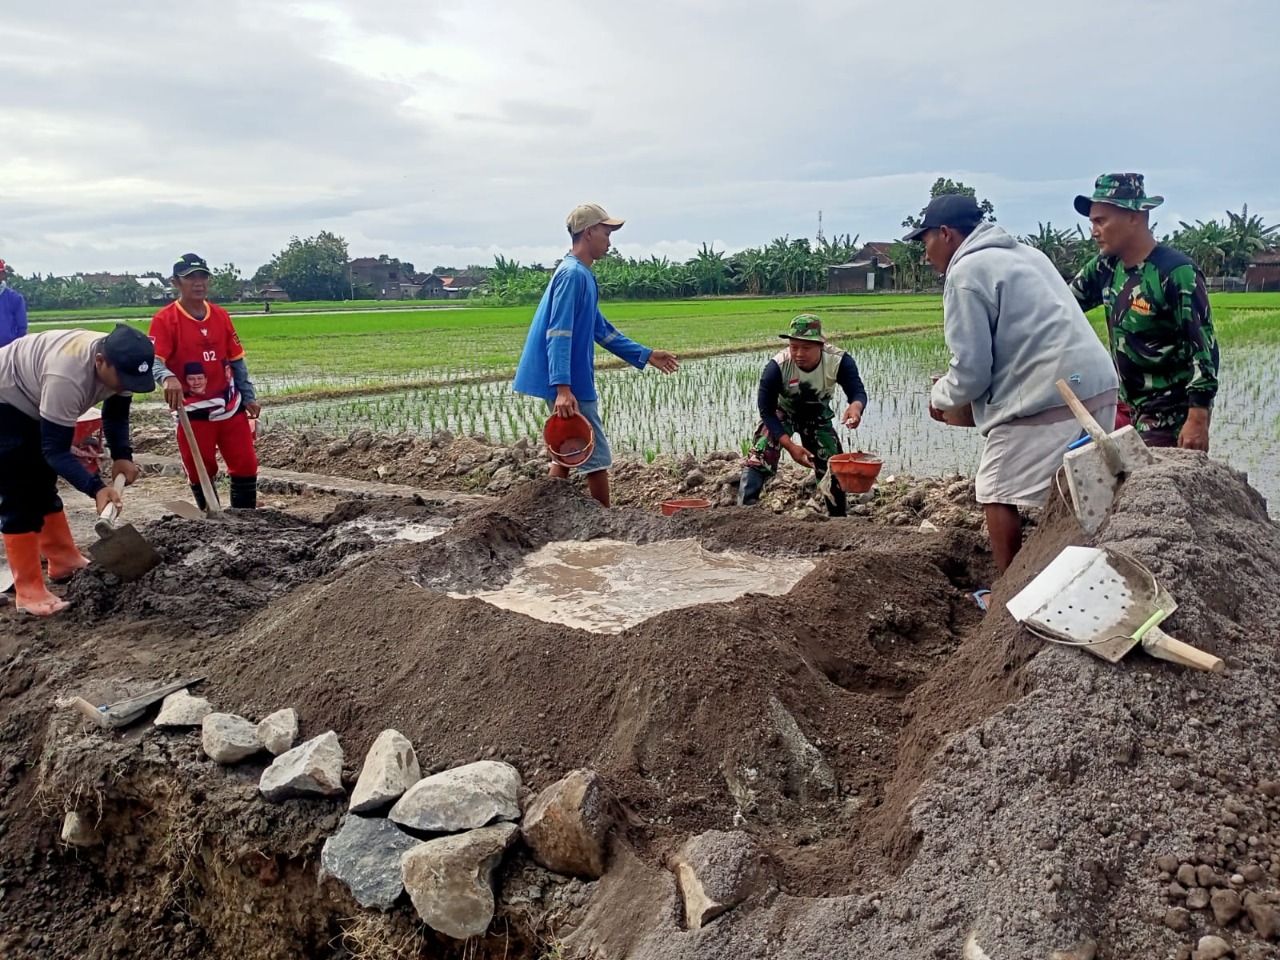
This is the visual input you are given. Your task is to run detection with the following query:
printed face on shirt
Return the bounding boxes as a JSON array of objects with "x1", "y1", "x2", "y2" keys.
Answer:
[
  {"x1": 185, "y1": 371, "x2": 208, "y2": 396},
  {"x1": 787, "y1": 338, "x2": 823, "y2": 372}
]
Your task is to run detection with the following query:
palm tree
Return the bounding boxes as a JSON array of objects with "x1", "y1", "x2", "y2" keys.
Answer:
[
  {"x1": 1223, "y1": 205, "x2": 1280, "y2": 276},
  {"x1": 1019, "y1": 222, "x2": 1081, "y2": 279}
]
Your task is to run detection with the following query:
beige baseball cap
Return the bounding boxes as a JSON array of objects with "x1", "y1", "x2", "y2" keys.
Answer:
[{"x1": 566, "y1": 203, "x2": 624, "y2": 233}]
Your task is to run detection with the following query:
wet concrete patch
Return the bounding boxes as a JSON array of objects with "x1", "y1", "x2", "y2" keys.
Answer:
[{"x1": 451, "y1": 538, "x2": 815, "y2": 633}]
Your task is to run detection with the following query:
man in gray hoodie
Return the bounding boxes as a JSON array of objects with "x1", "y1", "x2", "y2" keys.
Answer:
[{"x1": 904, "y1": 194, "x2": 1118, "y2": 574}]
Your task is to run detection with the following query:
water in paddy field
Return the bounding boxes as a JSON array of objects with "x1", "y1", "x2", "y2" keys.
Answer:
[
  {"x1": 450, "y1": 538, "x2": 816, "y2": 634},
  {"x1": 261, "y1": 341, "x2": 1280, "y2": 508}
]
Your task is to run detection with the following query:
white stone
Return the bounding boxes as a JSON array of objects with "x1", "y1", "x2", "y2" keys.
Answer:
[
  {"x1": 202, "y1": 713, "x2": 262, "y2": 764},
  {"x1": 350, "y1": 730, "x2": 421, "y2": 813},
  {"x1": 154, "y1": 690, "x2": 213, "y2": 728},
  {"x1": 389, "y1": 761, "x2": 520, "y2": 833},
  {"x1": 402, "y1": 823, "x2": 518, "y2": 939},
  {"x1": 260, "y1": 731, "x2": 345, "y2": 801},
  {"x1": 257, "y1": 708, "x2": 300, "y2": 756},
  {"x1": 671, "y1": 830, "x2": 770, "y2": 930},
  {"x1": 60, "y1": 811, "x2": 98, "y2": 848}
]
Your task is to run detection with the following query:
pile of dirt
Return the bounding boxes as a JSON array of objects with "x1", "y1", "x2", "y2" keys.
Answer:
[{"x1": 2, "y1": 445, "x2": 1277, "y2": 960}]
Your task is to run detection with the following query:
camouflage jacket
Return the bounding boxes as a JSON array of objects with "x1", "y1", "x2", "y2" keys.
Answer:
[{"x1": 1070, "y1": 245, "x2": 1218, "y2": 431}]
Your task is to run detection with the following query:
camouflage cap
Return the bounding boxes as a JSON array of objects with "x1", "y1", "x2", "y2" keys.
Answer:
[
  {"x1": 779, "y1": 314, "x2": 825, "y2": 343},
  {"x1": 1074, "y1": 173, "x2": 1164, "y2": 217}
]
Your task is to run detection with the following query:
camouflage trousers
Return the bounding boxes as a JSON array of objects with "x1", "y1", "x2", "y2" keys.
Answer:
[{"x1": 740, "y1": 415, "x2": 846, "y2": 516}]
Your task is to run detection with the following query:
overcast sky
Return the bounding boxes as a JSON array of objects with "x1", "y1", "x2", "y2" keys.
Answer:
[{"x1": 3, "y1": 0, "x2": 1277, "y2": 276}]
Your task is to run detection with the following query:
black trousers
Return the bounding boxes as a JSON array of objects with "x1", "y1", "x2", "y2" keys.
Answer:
[{"x1": 0, "y1": 404, "x2": 63, "y2": 535}]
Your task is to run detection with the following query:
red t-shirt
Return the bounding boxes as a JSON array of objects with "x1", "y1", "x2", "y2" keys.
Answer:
[{"x1": 148, "y1": 301, "x2": 245, "y2": 420}]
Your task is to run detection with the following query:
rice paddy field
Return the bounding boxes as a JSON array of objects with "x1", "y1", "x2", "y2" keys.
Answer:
[{"x1": 46, "y1": 292, "x2": 1280, "y2": 502}]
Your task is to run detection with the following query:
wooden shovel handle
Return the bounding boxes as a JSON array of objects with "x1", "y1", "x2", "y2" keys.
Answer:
[
  {"x1": 1056, "y1": 379, "x2": 1124, "y2": 476},
  {"x1": 1141, "y1": 625, "x2": 1225, "y2": 673},
  {"x1": 97, "y1": 474, "x2": 127, "y2": 527},
  {"x1": 176, "y1": 404, "x2": 223, "y2": 515}
]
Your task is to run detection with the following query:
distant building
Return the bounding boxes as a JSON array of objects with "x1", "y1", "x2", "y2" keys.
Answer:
[
  {"x1": 348, "y1": 256, "x2": 407, "y2": 299},
  {"x1": 827, "y1": 242, "x2": 898, "y2": 293},
  {"x1": 1245, "y1": 250, "x2": 1280, "y2": 292},
  {"x1": 440, "y1": 274, "x2": 485, "y2": 299},
  {"x1": 412, "y1": 273, "x2": 447, "y2": 299}
]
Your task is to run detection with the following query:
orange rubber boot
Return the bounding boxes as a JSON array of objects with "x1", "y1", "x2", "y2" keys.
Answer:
[
  {"x1": 2, "y1": 533, "x2": 70, "y2": 616},
  {"x1": 38, "y1": 510, "x2": 91, "y2": 581}
]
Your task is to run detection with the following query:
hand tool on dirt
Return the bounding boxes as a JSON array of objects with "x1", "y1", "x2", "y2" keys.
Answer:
[
  {"x1": 67, "y1": 676, "x2": 206, "y2": 729},
  {"x1": 87, "y1": 474, "x2": 162, "y2": 581},
  {"x1": 1006, "y1": 545, "x2": 1224, "y2": 673},
  {"x1": 175, "y1": 403, "x2": 224, "y2": 517},
  {"x1": 1055, "y1": 379, "x2": 1153, "y2": 534}
]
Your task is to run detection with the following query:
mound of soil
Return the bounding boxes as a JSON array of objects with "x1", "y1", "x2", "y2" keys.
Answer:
[{"x1": 2, "y1": 445, "x2": 1277, "y2": 960}]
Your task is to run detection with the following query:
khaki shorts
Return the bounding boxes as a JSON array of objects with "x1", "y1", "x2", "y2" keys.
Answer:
[{"x1": 976, "y1": 401, "x2": 1118, "y2": 508}]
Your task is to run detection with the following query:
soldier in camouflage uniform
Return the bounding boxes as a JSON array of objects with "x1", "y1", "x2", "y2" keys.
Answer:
[
  {"x1": 1071, "y1": 173, "x2": 1219, "y2": 450},
  {"x1": 739, "y1": 315, "x2": 867, "y2": 517}
]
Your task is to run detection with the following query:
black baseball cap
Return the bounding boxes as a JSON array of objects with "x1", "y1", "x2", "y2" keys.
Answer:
[
  {"x1": 173, "y1": 253, "x2": 211, "y2": 278},
  {"x1": 901, "y1": 194, "x2": 984, "y2": 242},
  {"x1": 100, "y1": 324, "x2": 157, "y2": 393}
]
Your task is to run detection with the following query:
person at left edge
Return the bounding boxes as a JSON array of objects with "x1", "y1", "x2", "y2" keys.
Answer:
[
  {"x1": 0, "y1": 325, "x2": 154, "y2": 615},
  {"x1": 0, "y1": 258, "x2": 29, "y2": 349}
]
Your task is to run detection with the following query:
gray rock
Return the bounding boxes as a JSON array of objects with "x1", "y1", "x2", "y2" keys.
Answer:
[
  {"x1": 154, "y1": 690, "x2": 213, "y2": 728},
  {"x1": 1177, "y1": 864, "x2": 1198, "y2": 886},
  {"x1": 60, "y1": 812, "x2": 98, "y2": 848},
  {"x1": 402, "y1": 822, "x2": 518, "y2": 939},
  {"x1": 683, "y1": 470, "x2": 705, "y2": 491},
  {"x1": 320, "y1": 815, "x2": 421, "y2": 911},
  {"x1": 260, "y1": 731, "x2": 345, "y2": 801},
  {"x1": 350, "y1": 730, "x2": 422, "y2": 813},
  {"x1": 1187, "y1": 887, "x2": 1211, "y2": 910},
  {"x1": 670, "y1": 830, "x2": 770, "y2": 930},
  {"x1": 1248, "y1": 902, "x2": 1279, "y2": 939},
  {"x1": 257, "y1": 708, "x2": 299, "y2": 756},
  {"x1": 1192, "y1": 935, "x2": 1233, "y2": 960},
  {"x1": 453, "y1": 454, "x2": 477, "y2": 476},
  {"x1": 521, "y1": 769, "x2": 612, "y2": 879},
  {"x1": 202, "y1": 713, "x2": 262, "y2": 764},
  {"x1": 389, "y1": 761, "x2": 520, "y2": 833},
  {"x1": 486, "y1": 466, "x2": 516, "y2": 495},
  {"x1": 767, "y1": 696, "x2": 837, "y2": 802},
  {"x1": 1211, "y1": 888, "x2": 1242, "y2": 926},
  {"x1": 1164, "y1": 908, "x2": 1191, "y2": 932}
]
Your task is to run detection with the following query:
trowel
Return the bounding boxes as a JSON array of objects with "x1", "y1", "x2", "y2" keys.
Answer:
[
  {"x1": 89, "y1": 475, "x2": 162, "y2": 581},
  {"x1": 1055, "y1": 379, "x2": 1154, "y2": 534}
]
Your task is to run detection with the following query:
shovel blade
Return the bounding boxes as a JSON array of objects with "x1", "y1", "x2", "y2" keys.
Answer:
[
  {"x1": 162, "y1": 500, "x2": 206, "y2": 520},
  {"x1": 88, "y1": 524, "x2": 161, "y2": 582}
]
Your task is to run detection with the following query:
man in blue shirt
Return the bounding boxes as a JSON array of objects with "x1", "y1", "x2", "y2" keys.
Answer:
[
  {"x1": 0, "y1": 259, "x2": 28, "y2": 349},
  {"x1": 514, "y1": 204, "x2": 680, "y2": 506}
]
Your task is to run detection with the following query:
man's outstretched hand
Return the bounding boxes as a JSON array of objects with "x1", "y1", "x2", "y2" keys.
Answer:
[{"x1": 648, "y1": 350, "x2": 679, "y2": 374}]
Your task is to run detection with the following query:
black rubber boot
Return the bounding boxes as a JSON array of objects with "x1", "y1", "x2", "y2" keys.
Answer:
[
  {"x1": 230, "y1": 476, "x2": 258, "y2": 509},
  {"x1": 190, "y1": 484, "x2": 208, "y2": 511},
  {"x1": 822, "y1": 469, "x2": 848, "y2": 517},
  {"x1": 738, "y1": 467, "x2": 768, "y2": 506}
]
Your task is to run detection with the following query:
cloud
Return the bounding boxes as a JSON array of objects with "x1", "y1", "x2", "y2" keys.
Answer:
[{"x1": 1, "y1": 0, "x2": 1277, "y2": 274}]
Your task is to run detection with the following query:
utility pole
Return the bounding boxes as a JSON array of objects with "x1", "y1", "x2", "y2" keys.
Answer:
[{"x1": 816, "y1": 210, "x2": 824, "y2": 244}]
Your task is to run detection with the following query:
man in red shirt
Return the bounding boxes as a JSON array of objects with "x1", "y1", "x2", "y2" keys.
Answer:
[{"x1": 148, "y1": 254, "x2": 261, "y2": 509}]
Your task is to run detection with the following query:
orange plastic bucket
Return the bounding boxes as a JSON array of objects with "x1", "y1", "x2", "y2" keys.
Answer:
[
  {"x1": 544, "y1": 413, "x2": 595, "y2": 468},
  {"x1": 660, "y1": 498, "x2": 711, "y2": 517},
  {"x1": 827, "y1": 452, "x2": 883, "y2": 494}
]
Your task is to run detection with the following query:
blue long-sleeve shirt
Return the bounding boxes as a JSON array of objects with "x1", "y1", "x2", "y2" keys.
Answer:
[
  {"x1": 0, "y1": 285, "x2": 28, "y2": 348},
  {"x1": 513, "y1": 256, "x2": 651, "y2": 403}
]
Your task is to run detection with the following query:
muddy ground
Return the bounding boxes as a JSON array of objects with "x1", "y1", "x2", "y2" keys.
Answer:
[{"x1": 1, "y1": 428, "x2": 1278, "y2": 960}]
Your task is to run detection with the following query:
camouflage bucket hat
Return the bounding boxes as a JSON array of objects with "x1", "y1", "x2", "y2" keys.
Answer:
[
  {"x1": 779, "y1": 314, "x2": 825, "y2": 343},
  {"x1": 1074, "y1": 173, "x2": 1164, "y2": 217}
]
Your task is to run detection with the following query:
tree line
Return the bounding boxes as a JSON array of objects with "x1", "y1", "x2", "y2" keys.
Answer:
[{"x1": 3, "y1": 186, "x2": 1276, "y2": 310}]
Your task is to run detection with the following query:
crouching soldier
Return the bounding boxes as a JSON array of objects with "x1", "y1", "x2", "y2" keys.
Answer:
[
  {"x1": 739, "y1": 315, "x2": 868, "y2": 516},
  {"x1": 0, "y1": 325, "x2": 155, "y2": 615}
]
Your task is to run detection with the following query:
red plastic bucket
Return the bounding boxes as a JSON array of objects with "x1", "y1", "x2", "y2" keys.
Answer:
[
  {"x1": 544, "y1": 413, "x2": 595, "y2": 468},
  {"x1": 827, "y1": 452, "x2": 883, "y2": 494},
  {"x1": 660, "y1": 498, "x2": 711, "y2": 517}
]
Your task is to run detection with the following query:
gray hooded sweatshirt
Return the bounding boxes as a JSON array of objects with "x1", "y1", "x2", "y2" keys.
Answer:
[{"x1": 930, "y1": 221, "x2": 1117, "y2": 435}]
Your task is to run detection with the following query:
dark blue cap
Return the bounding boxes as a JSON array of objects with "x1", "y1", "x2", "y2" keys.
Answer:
[
  {"x1": 902, "y1": 194, "x2": 984, "y2": 241},
  {"x1": 101, "y1": 324, "x2": 157, "y2": 393}
]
